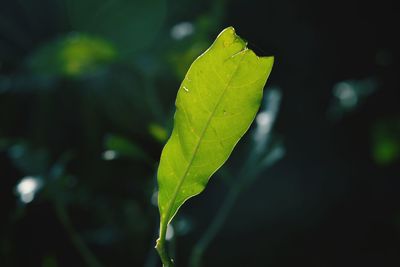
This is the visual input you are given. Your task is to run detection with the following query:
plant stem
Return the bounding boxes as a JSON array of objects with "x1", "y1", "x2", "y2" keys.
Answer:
[
  {"x1": 189, "y1": 169, "x2": 247, "y2": 267},
  {"x1": 155, "y1": 236, "x2": 174, "y2": 267},
  {"x1": 53, "y1": 201, "x2": 105, "y2": 267},
  {"x1": 189, "y1": 183, "x2": 241, "y2": 267},
  {"x1": 144, "y1": 225, "x2": 160, "y2": 267},
  {"x1": 189, "y1": 145, "x2": 284, "y2": 267}
]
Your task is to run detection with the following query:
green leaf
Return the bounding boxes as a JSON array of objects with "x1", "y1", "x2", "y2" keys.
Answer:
[
  {"x1": 148, "y1": 123, "x2": 169, "y2": 143},
  {"x1": 66, "y1": 0, "x2": 166, "y2": 57},
  {"x1": 28, "y1": 33, "x2": 117, "y2": 77},
  {"x1": 371, "y1": 118, "x2": 400, "y2": 165},
  {"x1": 155, "y1": 27, "x2": 273, "y2": 265}
]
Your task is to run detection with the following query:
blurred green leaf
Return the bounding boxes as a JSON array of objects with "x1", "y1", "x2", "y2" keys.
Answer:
[
  {"x1": 155, "y1": 27, "x2": 274, "y2": 265},
  {"x1": 148, "y1": 123, "x2": 168, "y2": 143},
  {"x1": 168, "y1": 41, "x2": 209, "y2": 79},
  {"x1": 104, "y1": 134, "x2": 151, "y2": 163},
  {"x1": 371, "y1": 119, "x2": 400, "y2": 165},
  {"x1": 167, "y1": 16, "x2": 222, "y2": 79},
  {"x1": 42, "y1": 255, "x2": 58, "y2": 267},
  {"x1": 28, "y1": 33, "x2": 117, "y2": 77},
  {"x1": 66, "y1": 0, "x2": 166, "y2": 57},
  {"x1": 0, "y1": 139, "x2": 11, "y2": 150},
  {"x1": 8, "y1": 143, "x2": 49, "y2": 175}
]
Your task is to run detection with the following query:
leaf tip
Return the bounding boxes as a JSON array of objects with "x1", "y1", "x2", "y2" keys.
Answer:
[
  {"x1": 223, "y1": 26, "x2": 236, "y2": 34},
  {"x1": 265, "y1": 55, "x2": 275, "y2": 65},
  {"x1": 259, "y1": 55, "x2": 275, "y2": 75},
  {"x1": 216, "y1": 26, "x2": 247, "y2": 51}
]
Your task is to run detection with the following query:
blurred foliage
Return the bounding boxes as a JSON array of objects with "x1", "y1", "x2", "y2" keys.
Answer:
[
  {"x1": 371, "y1": 118, "x2": 400, "y2": 165},
  {"x1": 42, "y1": 255, "x2": 58, "y2": 267},
  {"x1": 0, "y1": 0, "x2": 230, "y2": 266},
  {"x1": 328, "y1": 77, "x2": 378, "y2": 120},
  {"x1": 148, "y1": 123, "x2": 168, "y2": 143},
  {"x1": 103, "y1": 134, "x2": 151, "y2": 163},
  {"x1": 167, "y1": 16, "x2": 217, "y2": 78},
  {"x1": 66, "y1": 0, "x2": 167, "y2": 57},
  {"x1": 1, "y1": 0, "x2": 399, "y2": 266},
  {"x1": 28, "y1": 34, "x2": 117, "y2": 77}
]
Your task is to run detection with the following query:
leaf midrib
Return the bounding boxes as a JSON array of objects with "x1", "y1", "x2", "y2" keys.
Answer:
[{"x1": 161, "y1": 49, "x2": 247, "y2": 231}]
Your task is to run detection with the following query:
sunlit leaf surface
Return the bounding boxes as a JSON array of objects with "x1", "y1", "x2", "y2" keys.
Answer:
[{"x1": 156, "y1": 27, "x2": 274, "y2": 246}]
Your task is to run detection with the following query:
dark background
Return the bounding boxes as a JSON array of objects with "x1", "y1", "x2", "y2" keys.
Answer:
[{"x1": 1, "y1": 0, "x2": 399, "y2": 266}]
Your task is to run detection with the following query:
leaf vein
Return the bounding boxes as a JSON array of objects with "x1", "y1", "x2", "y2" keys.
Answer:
[{"x1": 162, "y1": 49, "x2": 247, "y2": 226}]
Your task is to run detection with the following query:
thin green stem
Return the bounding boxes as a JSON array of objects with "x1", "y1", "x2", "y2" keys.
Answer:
[
  {"x1": 53, "y1": 201, "x2": 105, "y2": 267},
  {"x1": 189, "y1": 184, "x2": 241, "y2": 267},
  {"x1": 155, "y1": 237, "x2": 174, "y2": 267},
  {"x1": 189, "y1": 144, "x2": 284, "y2": 267}
]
